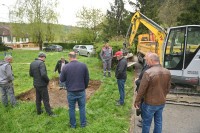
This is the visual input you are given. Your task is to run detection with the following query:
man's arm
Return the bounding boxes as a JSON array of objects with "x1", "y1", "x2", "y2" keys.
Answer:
[
  {"x1": 39, "y1": 62, "x2": 49, "y2": 83},
  {"x1": 5, "y1": 64, "x2": 14, "y2": 81},
  {"x1": 29, "y1": 64, "x2": 33, "y2": 77},
  {"x1": 134, "y1": 72, "x2": 150, "y2": 107},
  {"x1": 99, "y1": 49, "x2": 104, "y2": 61},
  {"x1": 84, "y1": 65, "x2": 89, "y2": 88},
  {"x1": 54, "y1": 61, "x2": 59, "y2": 72}
]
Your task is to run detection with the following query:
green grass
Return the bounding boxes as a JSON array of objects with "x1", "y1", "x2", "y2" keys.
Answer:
[{"x1": 0, "y1": 50, "x2": 135, "y2": 133}]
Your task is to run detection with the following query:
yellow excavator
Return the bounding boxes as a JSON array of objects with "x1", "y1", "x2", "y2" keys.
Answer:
[{"x1": 124, "y1": 11, "x2": 200, "y2": 98}]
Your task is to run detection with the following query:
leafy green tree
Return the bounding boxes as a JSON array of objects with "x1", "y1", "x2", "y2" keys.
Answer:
[
  {"x1": 158, "y1": 0, "x2": 185, "y2": 27},
  {"x1": 13, "y1": 0, "x2": 58, "y2": 50},
  {"x1": 177, "y1": 0, "x2": 200, "y2": 25},
  {"x1": 76, "y1": 7, "x2": 105, "y2": 42},
  {"x1": 103, "y1": 0, "x2": 130, "y2": 40}
]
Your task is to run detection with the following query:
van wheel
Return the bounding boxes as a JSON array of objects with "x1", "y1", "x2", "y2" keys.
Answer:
[{"x1": 87, "y1": 52, "x2": 91, "y2": 57}]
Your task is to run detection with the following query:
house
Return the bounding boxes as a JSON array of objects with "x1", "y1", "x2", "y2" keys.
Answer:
[{"x1": 0, "y1": 25, "x2": 29, "y2": 45}]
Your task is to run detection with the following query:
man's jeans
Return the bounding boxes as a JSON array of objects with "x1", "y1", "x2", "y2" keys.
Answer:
[
  {"x1": 67, "y1": 91, "x2": 86, "y2": 128},
  {"x1": 142, "y1": 102, "x2": 165, "y2": 133},
  {"x1": 0, "y1": 83, "x2": 17, "y2": 106},
  {"x1": 117, "y1": 79, "x2": 126, "y2": 104}
]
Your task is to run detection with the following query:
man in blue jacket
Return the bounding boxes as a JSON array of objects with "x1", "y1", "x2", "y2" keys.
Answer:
[{"x1": 60, "y1": 52, "x2": 89, "y2": 128}]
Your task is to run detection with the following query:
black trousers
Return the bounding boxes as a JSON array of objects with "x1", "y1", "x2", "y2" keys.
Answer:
[{"x1": 34, "y1": 86, "x2": 52, "y2": 115}]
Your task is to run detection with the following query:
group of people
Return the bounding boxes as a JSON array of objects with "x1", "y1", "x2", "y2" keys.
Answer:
[{"x1": 0, "y1": 41, "x2": 171, "y2": 131}]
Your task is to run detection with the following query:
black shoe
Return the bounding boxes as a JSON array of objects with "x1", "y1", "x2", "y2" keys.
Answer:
[
  {"x1": 136, "y1": 109, "x2": 141, "y2": 116},
  {"x1": 137, "y1": 123, "x2": 142, "y2": 128},
  {"x1": 49, "y1": 113, "x2": 58, "y2": 117},
  {"x1": 138, "y1": 119, "x2": 143, "y2": 123},
  {"x1": 116, "y1": 102, "x2": 124, "y2": 106},
  {"x1": 37, "y1": 110, "x2": 44, "y2": 115},
  {"x1": 108, "y1": 72, "x2": 111, "y2": 77}
]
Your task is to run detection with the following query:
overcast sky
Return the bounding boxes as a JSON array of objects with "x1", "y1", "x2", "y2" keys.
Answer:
[{"x1": 0, "y1": 0, "x2": 135, "y2": 26}]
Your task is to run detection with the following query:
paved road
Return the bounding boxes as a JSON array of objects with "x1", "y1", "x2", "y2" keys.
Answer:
[{"x1": 134, "y1": 104, "x2": 200, "y2": 133}]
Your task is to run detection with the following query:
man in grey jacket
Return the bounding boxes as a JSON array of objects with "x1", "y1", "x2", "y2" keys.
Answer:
[
  {"x1": 100, "y1": 41, "x2": 113, "y2": 77},
  {"x1": 0, "y1": 55, "x2": 17, "y2": 107},
  {"x1": 30, "y1": 52, "x2": 55, "y2": 116}
]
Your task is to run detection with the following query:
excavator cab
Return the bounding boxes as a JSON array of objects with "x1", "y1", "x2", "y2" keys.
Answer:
[{"x1": 163, "y1": 26, "x2": 200, "y2": 87}]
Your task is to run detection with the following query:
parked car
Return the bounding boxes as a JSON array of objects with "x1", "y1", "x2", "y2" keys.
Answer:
[
  {"x1": 73, "y1": 45, "x2": 81, "y2": 53},
  {"x1": 43, "y1": 44, "x2": 63, "y2": 52},
  {"x1": 73, "y1": 45, "x2": 95, "y2": 57}
]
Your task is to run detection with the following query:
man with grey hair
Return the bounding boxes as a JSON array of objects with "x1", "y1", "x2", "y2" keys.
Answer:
[
  {"x1": 60, "y1": 51, "x2": 89, "y2": 128},
  {"x1": 100, "y1": 41, "x2": 113, "y2": 77},
  {"x1": 134, "y1": 53, "x2": 171, "y2": 133},
  {"x1": 0, "y1": 55, "x2": 17, "y2": 107}
]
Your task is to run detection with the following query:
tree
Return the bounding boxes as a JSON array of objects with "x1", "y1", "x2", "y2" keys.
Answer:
[
  {"x1": 158, "y1": 0, "x2": 186, "y2": 27},
  {"x1": 76, "y1": 7, "x2": 105, "y2": 42},
  {"x1": 177, "y1": 0, "x2": 200, "y2": 25},
  {"x1": 13, "y1": 0, "x2": 58, "y2": 50},
  {"x1": 103, "y1": 0, "x2": 130, "y2": 40}
]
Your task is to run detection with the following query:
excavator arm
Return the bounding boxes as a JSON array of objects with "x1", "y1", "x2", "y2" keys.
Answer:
[{"x1": 125, "y1": 11, "x2": 167, "y2": 63}]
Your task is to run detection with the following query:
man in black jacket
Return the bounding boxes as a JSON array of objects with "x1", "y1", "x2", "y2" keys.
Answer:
[
  {"x1": 114, "y1": 51, "x2": 127, "y2": 106},
  {"x1": 54, "y1": 57, "x2": 68, "y2": 89},
  {"x1": 29, "y1": 52, "x2": 54, "y2": 116}
]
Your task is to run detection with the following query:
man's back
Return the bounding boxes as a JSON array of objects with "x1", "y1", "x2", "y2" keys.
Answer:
[
  {"x1": 60, "y1": 60, "x2": 89, "y2": 92},
  {"x1": 141, "y1": 64, "x2": 171, "y2": 105},
  {"x1": 30, "y1": 59, "x2": 49, "y2": 87}
]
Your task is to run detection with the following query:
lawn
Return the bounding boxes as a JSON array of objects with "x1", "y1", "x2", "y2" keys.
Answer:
[{"x1": 0, "y1": 49, "x2": 135, "y2": 133}]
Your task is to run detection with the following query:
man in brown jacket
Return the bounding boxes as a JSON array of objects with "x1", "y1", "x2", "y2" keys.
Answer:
[{"x1": 134, "y1": 53, "x2": 171, "y2": 133}]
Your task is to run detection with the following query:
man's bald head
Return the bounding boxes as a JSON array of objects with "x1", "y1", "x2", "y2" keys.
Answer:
[
  {"x1": 149, "y1": 53, "x2": 160, "y2": 66},
  {"x1": 68, "y1": 51, "x2": 77, "y2": 60}
]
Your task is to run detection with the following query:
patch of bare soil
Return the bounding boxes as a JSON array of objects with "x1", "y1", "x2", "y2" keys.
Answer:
[{"x1": 17, "y1": 78, "x2": 101, "y2": 108}]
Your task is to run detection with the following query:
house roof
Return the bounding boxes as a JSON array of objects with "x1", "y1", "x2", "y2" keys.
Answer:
[{"x1": 0, "y1": 25, "x2": 11, "y2": 36}]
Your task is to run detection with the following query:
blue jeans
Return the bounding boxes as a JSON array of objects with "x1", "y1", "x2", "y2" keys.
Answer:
[
  {"x1": 117, "y1": 79, "x2": 126, "y2": 104},
  {"x1": 67, "y1": 91, "x2": 86, "y2": 128},
  {"x1": 142, "y1": 102, "x2": 165, "y2": 133}
]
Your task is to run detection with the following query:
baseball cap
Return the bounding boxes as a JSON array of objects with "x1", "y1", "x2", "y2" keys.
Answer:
[
  {"x1": 114, "y1": 51, "x2": 123, "y2": 57},
  {"x1": 38, "y1": 52, "x2": 46, "y2": 58}
]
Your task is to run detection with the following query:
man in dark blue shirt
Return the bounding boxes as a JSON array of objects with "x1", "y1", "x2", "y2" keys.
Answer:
[{"x1": 60, "y1": 52, "x2": 89, "y2": 128}]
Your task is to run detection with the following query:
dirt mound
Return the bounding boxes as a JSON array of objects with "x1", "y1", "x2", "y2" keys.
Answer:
[{"x1": 17, "y1": 78, "x2": 101, "y2": 108}]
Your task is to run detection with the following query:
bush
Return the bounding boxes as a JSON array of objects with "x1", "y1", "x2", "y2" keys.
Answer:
[{"x1": 43, "y1": 42, "x2": 94, "y2": 50}]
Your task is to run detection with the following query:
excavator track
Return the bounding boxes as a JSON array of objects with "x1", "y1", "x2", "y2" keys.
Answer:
[{"x1": 166, "y1": 85, "x2": 200, "y2": 107}]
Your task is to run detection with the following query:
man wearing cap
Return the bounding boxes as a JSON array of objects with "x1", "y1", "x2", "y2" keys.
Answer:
[
  {"x1": 54, "y1": 57, "x2": 68, "y2": 89},
  {"x1": 60, "y1": 51, "x2": 89, "y2": 128},
  {"x1": 29, "y1": 52, "x2": 55, "y2": 116},
  {"x1": 114, "y1": 51, "x2": 127, "y2": 106},
  {"x1": 100, "y1": 41, "x2": 113, "y2": 77},
  {"x1": 0, "y1": 55, "x2": 17, "y2": 107}
]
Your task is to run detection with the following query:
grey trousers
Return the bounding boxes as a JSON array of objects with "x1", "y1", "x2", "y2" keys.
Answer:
[
  {"x1": 103, "y1": 59, "x2": 112, "y2": 73},
  {"x1": 0, "y1": 82, "x2": 17, "y2": 106}
]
